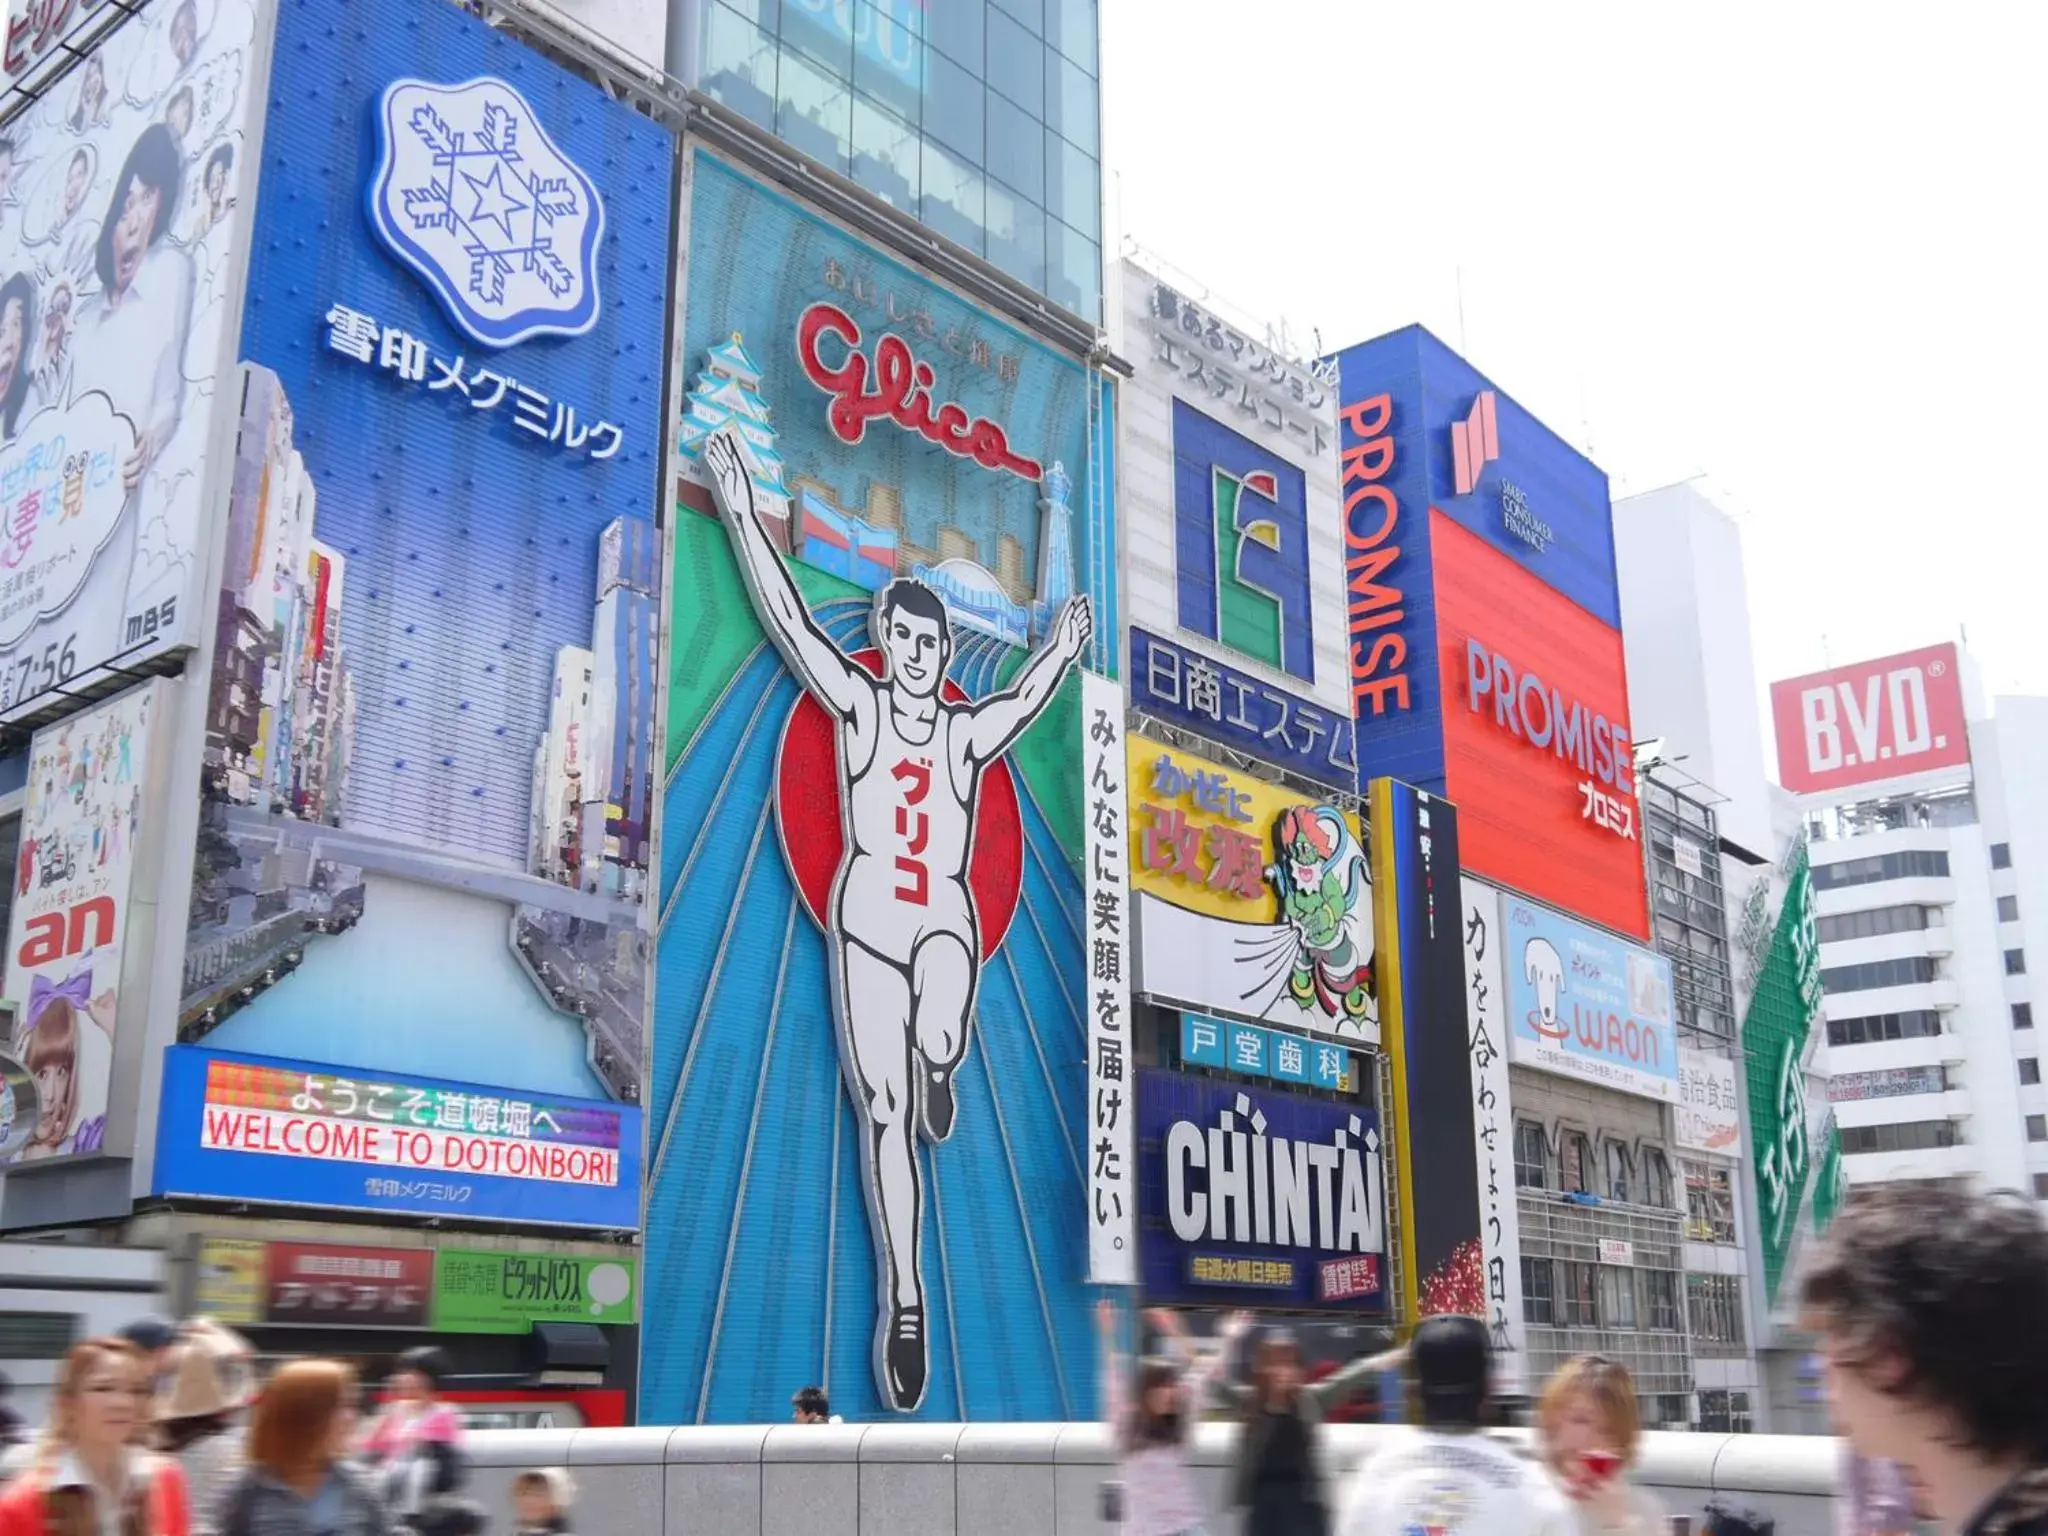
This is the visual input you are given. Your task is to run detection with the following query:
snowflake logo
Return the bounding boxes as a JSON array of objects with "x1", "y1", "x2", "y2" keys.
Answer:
[{"x1": 367, "y1": 76, "x2": 604, "y2": 349}]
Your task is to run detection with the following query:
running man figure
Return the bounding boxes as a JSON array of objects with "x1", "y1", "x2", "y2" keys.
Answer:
[{"x1": 704, "y1": 427, "x2": 1092, "y2": 1410}]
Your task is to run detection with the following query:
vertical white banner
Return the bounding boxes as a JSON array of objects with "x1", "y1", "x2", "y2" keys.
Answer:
[
  {"x1": 1460, "y1": 876, "x2": 1527, "y2": 1390},
  {"x1": 1081, "y1": 670, "x2": 1135, "y2": 1283}
]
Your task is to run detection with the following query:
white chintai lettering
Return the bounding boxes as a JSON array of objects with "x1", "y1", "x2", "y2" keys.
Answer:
[{"x1": 1167, "y1": 1095, "x2": 1382, "y2": 1253}]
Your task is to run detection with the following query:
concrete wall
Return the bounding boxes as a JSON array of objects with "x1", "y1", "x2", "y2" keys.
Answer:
[{"x1": 462, "y1": 1424, "x2": 1839, "y2": 1536}]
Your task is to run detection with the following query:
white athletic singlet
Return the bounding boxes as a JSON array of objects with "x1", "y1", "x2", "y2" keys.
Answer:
[{"x1": 835, "y1": 692, "x2": 980, "y2": 966}]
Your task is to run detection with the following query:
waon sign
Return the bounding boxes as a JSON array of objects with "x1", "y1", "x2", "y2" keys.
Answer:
[
  {"x1": 1771, "y1": 644, "x2": 1971, "y2": 796},
  {"x1": 1434, "y1": 512, "x2": 1649, "y2": 940}
]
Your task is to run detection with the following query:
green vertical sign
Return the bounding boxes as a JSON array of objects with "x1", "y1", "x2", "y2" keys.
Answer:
[
  {"x1": 1742, "y1": 840, "x2": 1834, "y2": 1304},
  {"x1": 430, "y1": 1249, "x2": 638, "y2": 1334},
  {"x1": 1212, "y1": 469, "x2": 1285, "y2": 671}
]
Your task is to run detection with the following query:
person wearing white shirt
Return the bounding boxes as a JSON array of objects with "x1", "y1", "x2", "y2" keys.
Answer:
[{"x1": 1335, "y1": 1315, "x2": 1572, "y2": 1536}]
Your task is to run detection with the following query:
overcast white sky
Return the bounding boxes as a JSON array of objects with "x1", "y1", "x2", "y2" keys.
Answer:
[{"x1": 1100, "y1": 2, "x2": 2048, "y2": 701}]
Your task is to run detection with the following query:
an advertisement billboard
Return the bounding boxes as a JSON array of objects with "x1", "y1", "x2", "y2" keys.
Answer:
[
  {"x1": 1180, "y1": 1012, "x2": 1351, "y2": 1093},
  {"x1": 172, "y1": 0, "x2": 670, "y2": 1146},
  {"x1": 1369, "y1": 780, "x2": 1490, "y2": 1326},
  {"x1": 1135, "y1": 1068, "x2": 1384, "y2": 1312},
  {"x1": 1436, "y1": 511, "x2": 1648, "y2": 939},
  {"x1": 1457, "y1": 876, "x2": 1525, "y2": 1392},
  {"x1": 1080, "y1": 669, "x2": 1135, "y2": 1284},
  {"x1": 192, "y1": 1235, "x2": 638, "y2": 1332},
  {"x1": 1129, "y1": 736, "x2": 1377, "y2": 1045},
  {"x1": 1769, "y1": 642, "x2": 1970, "y2": 796},
  {"x1": 1117, "y1": 260, "x2": 1354, "y2": 785},
  {"x1": 1500, "y1": 891, "x2": 1677, "y2": 1103},
  {"x1": 153, "y1": 1047, "x2": 642, "y2": 1229},
  {"x1": 2, "y1": 679, "x2": 164, "y2": 1164},
  {"x1": 647, "y1": 147, "x2": 1114, "y2": 1423},
  {"x1": 0, "y1": 0, "x2": 266, "y2": 720},
  {"x1": 1676, "y1": 1048, "x2": 1742, "y2": 1155}
]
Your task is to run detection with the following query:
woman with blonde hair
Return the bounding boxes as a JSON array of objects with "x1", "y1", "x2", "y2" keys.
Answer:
[
  {"x1": 0, "y1": 1337, "x2": 190, "y2": 1536},
  {"x1": 218, "y1": 1361, "x2": 384, "y2": 1536},
  {"x1": 1536, "y1": 1355, "x2": 1666, "y2": 1536}
]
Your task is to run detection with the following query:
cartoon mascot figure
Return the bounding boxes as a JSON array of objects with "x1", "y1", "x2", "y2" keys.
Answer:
[{"x1": 1268, "y1": 805, "x2": 1374, "y2": 1022}]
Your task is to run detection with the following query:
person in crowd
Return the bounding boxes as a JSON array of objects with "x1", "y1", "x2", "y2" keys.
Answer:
[
  {"x1": 510, "y1": 1468, "x2": 574, "y2": 1536},
  {"x1": 1212, "y1": 1310, "x2": 1405, "y2": 1536},
  {"x1": 1099, "y1": 1301, "x2": 1219, "y2": 1536},
  {"x1": 0, "y1": 1374, "x2": 25, "y2": 1460},
  {"x1": 119, "y1": 1318, "x2": 181, "y2": 1396},
  {"x1": 1336, "y1": 1315, "x2": 1570, "y2": 1536},
  {"x1": 0, "y1": 1337, "x2": 190, "y2": 1535},
  {"x1": 1803, "y1": 1185, "x2": 2048, "y2": 1536},
  {"x1": 790, "y1": 1389, "x2": 834, "y2": 1425},
  {"x1": 361, "y1": 1349, "x2": 480, "y2": 1536},
  {"x1": 1537, "y1": 1355, "x2": 1665, "y2": 1536},
  {"x1": 155, "y1": 1320, "x2": 256, "y2": 1536},
  {"x1": 218, "y1": 1359, "x2": 385, "y2": 1536}
]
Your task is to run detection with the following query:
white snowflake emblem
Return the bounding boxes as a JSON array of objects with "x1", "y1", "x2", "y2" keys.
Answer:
[{"x1": 368, "y1": 75, "x2": 604, "y2": 349}]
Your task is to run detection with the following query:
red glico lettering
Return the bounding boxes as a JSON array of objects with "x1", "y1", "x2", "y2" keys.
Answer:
[
  {"x1": 1341, "y1": 394, "x2": 1410, "y2": 718},
  {"x1": 796, "y1": 302, "x2": 1042, "y2": 482}
]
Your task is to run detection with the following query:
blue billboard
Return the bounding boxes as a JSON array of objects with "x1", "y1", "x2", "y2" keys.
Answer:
[
  {"x1": 175, "y1": 0, "x2": 670, "y2": 1138},
  {"x1": 1500, "y1": 892, "x2": 1678, "y2": 1103},
  {"x1": 153, "y1": 1047, "x2": 642, "y2": 1230},
  {"x1": 647, "y1": 150, "x2": 1116, "y2": 1423},
  {"x1": 1329, "y1": 326, "x2": 1620, "y2": 793},
  {"x1": 1137, "y1": 1070, "x2": 1385, "y2": 1311}
]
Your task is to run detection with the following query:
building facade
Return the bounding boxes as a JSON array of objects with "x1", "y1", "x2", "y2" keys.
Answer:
[{"x1": 684, "y1": 0, "x2": 1105, "y2": 321}]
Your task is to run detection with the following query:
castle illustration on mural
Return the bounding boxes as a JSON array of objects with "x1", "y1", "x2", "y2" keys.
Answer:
[{"x1": 677, "y1": 335, "x2": 1075, "y2": 648}]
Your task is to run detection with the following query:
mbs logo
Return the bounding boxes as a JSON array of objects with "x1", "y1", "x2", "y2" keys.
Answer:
[{"x1": 1171, "y1": 400, "x2": 1314, "y2": 684}]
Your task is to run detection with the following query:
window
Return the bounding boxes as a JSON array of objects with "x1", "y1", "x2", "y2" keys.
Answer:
[
  {"x1": 2001, "y1": 895, "x2": 2023, "y2": 923},
  {"x1": 1811, "y1": 849, "x2": 1951, "y2": 890},
  {"x1": 2023, "y1": 1059, "x2": 2042, "y2": 1087},
  {"x1": 1521, "y1": 1256, "x2": 1555, "y2": 1325},
  {"x1": 2019, "y1": 1004, "x2": 2036, "y2": 1031},
  {"x1": 1599, "y1": 1266, "x2": 1638, "y2": 1329},
  {"x1": 2031, "y1": 1115, "x2": 2048, "y2": 1143},
  {"x1": 2035, "y1": 1174, "x2": 2048, "y2": 1200},
  {"x1": 1683, "y1": 1161, "x2": 1737, "y2": 1243},
  {"x1": 0, "y1": 1311, "x2": 79, "y2": 1360},
  {"x1": 1644, "y1": 1269, "x2": 1682, "y2": 1331},
  {"x1": 1821, "y1": 956, "x2": 1939, "y2": 995},
  {"x1": 2009, "y1": 951, "x2": 2029, "y2": 977},
  {"x1": 1604, "y1": 1140, "x2": 1634, "y2": 1204},
  {"x1": 1698, "y1": 1389, "x2": 1754, "y2": 1434},
  {"x1": 1687, "y1": 1273, "x2": 1747, "y2": 1351},
  {"x1": 1840, "y1": 1120, "x2": 1959, "y2": 1154},
  {"x1": 1557, "y1": 1261, "x2": 1597, "y2": 1326},
  {"x1": 1816, "y1": 905, "x2": 1932, "y2": 943},
  {"x1": 1642, "y1": 1148, "x2": 1674, "y2": 1210},
  {"x1": 1561, "y1": 1132, "x2": 1594, "y2": 1195},
  {"x1": 1830, "y1": 1010, "x2": 1944, "y2": 1046},
  {"x1": 1514, "y1": 1121, "x2": 1549, "y2": 1189},
  {"x1": 1993, "y1": 843, "x2": 2013, "y2": 870}
]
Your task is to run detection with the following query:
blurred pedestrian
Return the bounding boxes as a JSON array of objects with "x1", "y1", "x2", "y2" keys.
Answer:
[
  {"x1": 119, "y1": 1318, "x2": 181, "y2": 1393},
  {"x1": 0, "y1": 1375, "x2": 26, "y2": 1465},
  {"x1": 511, "y1": 1468, "x2": 574, "y2": 1536},
  {"x1": 1098, "y1": 1301, "x2": 1216, "y2": 1535},
  {"x1": 1335, "y1": 1315, "x2": 1569, "y2": 1536},
  {"x1": 0, "y1": 1336, "x2": 191, "y2": 1535},
  {"x1": 1840, "y1": 1449, "x2": 1919, "y2": 1536},
  {"x1": 1802, "y1": 1185, "x2": 2048, "y2": 1536},
  {"x1": 155, "y1": 1319, "x2": 256, "y2": 1536},
  {"x1": 219, "y1": 1359, "x2": 386, "y2": 1536},
  {"x1": 362, "y1": 1350, "x2": 482, "y2": 1536},
  {"x1": 790, "y1": 1389, "x2": 835, "y2": 1425},
  {"x1": 1213, "y1": 1309, "x2": 1405, "y2": 1536},
  {"x1": 1537, "y1": 1355, "x2": 1664, "y2": 1536}
]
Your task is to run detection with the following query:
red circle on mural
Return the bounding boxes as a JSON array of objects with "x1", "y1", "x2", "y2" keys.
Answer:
[{"x1": 774, "y1": 650, "x2": 1023, "y2": 963}]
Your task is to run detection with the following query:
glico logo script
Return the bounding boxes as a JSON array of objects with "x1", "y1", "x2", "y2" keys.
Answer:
[{"x1": 796, "y1": 302, "x2": 1042, "y2": 482}]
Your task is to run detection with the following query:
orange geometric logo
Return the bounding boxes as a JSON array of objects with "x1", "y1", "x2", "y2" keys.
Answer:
[{"x1": 1450, "y1": 390, "x2": 1499, "y2": 496}]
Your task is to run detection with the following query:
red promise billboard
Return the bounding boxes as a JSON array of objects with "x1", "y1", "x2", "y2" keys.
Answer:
[
  {"x1": 1770, "y1": 644, "x2": 1970, "y2": 795},
  {"x1": 1431, "y1": 511, "x2": 1649, "y2": 940}
]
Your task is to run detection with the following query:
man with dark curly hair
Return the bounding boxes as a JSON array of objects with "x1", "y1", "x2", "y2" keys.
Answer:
[{"x1": 1801, "y1": 1185, "x2": 2048, "y2": 1536}]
